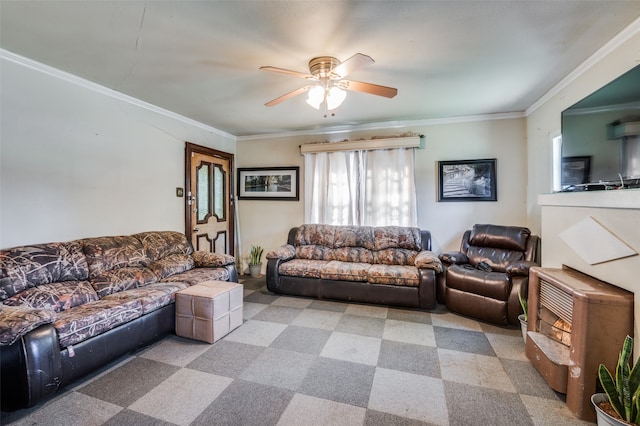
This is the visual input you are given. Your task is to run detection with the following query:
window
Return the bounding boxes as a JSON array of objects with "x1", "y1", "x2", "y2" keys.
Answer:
[
  {"x1": 551, "y1": 132, "x2": 562, "y2": 192},
  {"x1": 304, "y1": 148, "x2": 417, "y2": 226}
]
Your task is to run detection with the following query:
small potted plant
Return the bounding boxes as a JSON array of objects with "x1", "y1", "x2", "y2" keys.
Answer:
[
  {"x1": 518, "y1": 288, "x2": 528, "y2": 343},
  {"x1": 592, "y1": 335, "x2": 640, "y2": 425},
  {"x1": 248, "y1": 245, "x2": 264, "y2": 278}
]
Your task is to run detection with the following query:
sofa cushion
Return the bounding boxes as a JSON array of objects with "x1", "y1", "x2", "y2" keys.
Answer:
[
  {"x1": 295, "y1": 245, "x2": 334, "y2": 261},
  {"x1": 148, "y1": 254, "x2": 195, "y2": 280},
  {"x1": 134, "y1": 231, "x2": 194, "y2": 261},
  {"x1": 320, "y1": 261, "x2": 370, "y2": 282},
  {"x1": 0, "y1": 241, "x2": 89, "y2": 301},
  {"x1": 90, "y1": 267, "x2": 157, "y2": 298},
  {"x1": 278, "y1": 259, "x2": 330, "y2": 279},
  {"x1": 102, "y1": 282, "x2": 188, "y2": 314},
  {"x1": 373, "y1": 248, "x2": 418, "y2": 266},
  {"x1": 465, "y1": 247, "x2": 524, "y2": 273},
  {"x1": 295, "y1": 224, "x2": 336, "y2": 247},
  {"x1": 333, "y1": 226, "x2": 375, "y2": 250},
  {"x1": 331, "y1": 247, "x2": 373, "y2": 263},
  {"x1": 54, "y1": 298, "x2": 143, "y2": 348},
  {"x1": 3, "y1": 281, "x2": 98, "y2": 312},
  {"x1": 161, "y1": 267, "x2": 230, "y2": 286},
  {"x1": 0, "y1": 304, "x2": 56, "y2": 346},
  {"x1": 82, "y1": 235, "x2": 149, "y2": 278},
  {"x1": 266, "y1": 245, "x2": 296, "y2": 261},
  {"x1": 191, "y1": 251, "x2": 235, "y2": 268},
  {"x1": 468, "y1": 224, "x2": 530, "y2": 252},
  {"x1": 446, "y1": 264, "x2": 510, "y2": 300},
  {"x1": 368, "y1": 265, "x2": 420, "y2": 286},
  {"x1": 373, "y1": 227, "x2": 422, "y2": 251}
]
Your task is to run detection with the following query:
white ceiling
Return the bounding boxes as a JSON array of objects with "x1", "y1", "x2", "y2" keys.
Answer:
[{"x1": 1, "y1": 1, "x2": 639, "y2": 138}]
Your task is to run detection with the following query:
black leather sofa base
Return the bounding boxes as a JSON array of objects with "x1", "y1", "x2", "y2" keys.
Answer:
[
  {"x1": 1, "y1": 304, "x2": 175, "y2": 411},
  {"x1": 267, "y1": 261, "x2": 437, "y2": 310}
]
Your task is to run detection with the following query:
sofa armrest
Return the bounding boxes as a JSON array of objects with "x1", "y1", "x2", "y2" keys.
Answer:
[
  {"x1": 505, "y1": 260, "x2": 538, "y2": 277},
  {"x1": 266, "y1": 257, "x2": 285, "y2": 293},
  {"x1": 415, "y1": 250, "x2": 444, "y2": 273},
  {"x1": 438, "y1": 251, "x2": 469, "y2": 265},
  {"x1": 224, "y1": 264, "x2": 239, "y2": 283},
  {"x1": 266, "y1": 244, "x2": 296, "y2": 261},
  {"x1": 191, "y1": 251, "x2": 235, "y2": 268},
  {"x1": 1, "y1": 323, "x2": 62, "y2": 409},
  {"x1": 0, "y1": 305, "x2": 56, "y2": 346}
]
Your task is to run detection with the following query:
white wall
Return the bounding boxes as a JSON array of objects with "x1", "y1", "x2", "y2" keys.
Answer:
[
  {"x1": 0, "y1": 54, "x2": 236, "y2": 248},
  {"x1": 236, "y1": 116, "x2": 528, "y2": 269}
]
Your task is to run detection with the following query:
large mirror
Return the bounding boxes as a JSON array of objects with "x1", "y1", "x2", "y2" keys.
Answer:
[{"x1": 561, "y1": 65, "x2": 640, "y2": 190}]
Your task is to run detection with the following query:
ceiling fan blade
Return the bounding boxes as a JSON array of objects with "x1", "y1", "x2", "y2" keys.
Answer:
[
  {"x1": 333, "y1": 53, "x2": 374, "y2": 79},
  {"x1": 341, "y1": 80, "x2": 398, "y2": 98},
  {"x1": 259, "y1": 66, "x2": 313, "y2": 80},
  {"x1": 265, "y1": 86, "x2": 312, "y2": 106}
]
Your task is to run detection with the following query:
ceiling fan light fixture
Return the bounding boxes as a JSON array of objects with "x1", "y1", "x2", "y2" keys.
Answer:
[
  {"x1": 326, "y1": 86, "x2": 346, "y2": 111},
  {"x1": 306, "y1": 85, "x2": 324, "y2": 109},
  {"x1": 261, "y1": 53, "x2": 396, "y2": 111}
]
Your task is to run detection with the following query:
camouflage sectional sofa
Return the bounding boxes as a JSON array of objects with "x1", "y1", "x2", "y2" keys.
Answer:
[
  {"x1": 0, "y1": 231, "x2": 237, "y2": 410},
  {"x1": 266, "y1": 225, "x2": 443, "y2": 310}
]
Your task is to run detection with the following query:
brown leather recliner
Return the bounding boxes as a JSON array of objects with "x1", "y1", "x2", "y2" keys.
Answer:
[{"x1": 437, "y1": 224, "x2": 540, "y2": 325}]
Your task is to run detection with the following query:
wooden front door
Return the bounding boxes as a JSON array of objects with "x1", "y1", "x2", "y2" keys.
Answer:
[{"x1": 185, "y1": 143, "x2": 234, "y2": 255}]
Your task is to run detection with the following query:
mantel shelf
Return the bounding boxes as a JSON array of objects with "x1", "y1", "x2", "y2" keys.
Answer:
[{"x1": 538, "y1": 188, "x2": 640, "y2": 210}]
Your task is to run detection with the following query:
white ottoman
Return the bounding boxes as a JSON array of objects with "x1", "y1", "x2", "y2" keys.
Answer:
[
  {"x1": 199, "y1": 281, "x2": 243, "y2": 332},
  {"x1": 175, "y1": 281, "x2": 243, "y2": 343}
]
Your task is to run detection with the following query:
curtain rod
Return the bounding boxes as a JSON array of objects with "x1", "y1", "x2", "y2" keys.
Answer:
[{"x1": 300, "y1": 135, "x2": 423, "y2": 154}]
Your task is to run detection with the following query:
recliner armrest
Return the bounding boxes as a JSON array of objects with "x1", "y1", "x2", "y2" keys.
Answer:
[
  {"x1": 505, "y1": 260, "x2": 537, "y2": 277},
  {"x1": 438, "y1": 251, "x2": 469, "y2": 265}
]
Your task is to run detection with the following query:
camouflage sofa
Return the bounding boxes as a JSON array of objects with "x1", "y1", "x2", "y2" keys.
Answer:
[
  {"x1": 0, "y1": 231, "x2": 237, "y2": 410},
  {"x1": 266, "y1": 225, "x2": 442, "y2": 310}
]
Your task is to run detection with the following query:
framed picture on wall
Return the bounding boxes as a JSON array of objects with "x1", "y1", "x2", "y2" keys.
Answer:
[
  {"x1": 438, "y1": 158, "x2": 497, "y2": 202},
  {"x1": 237, "y1": 167, "x2": 299, "y2": 201}
]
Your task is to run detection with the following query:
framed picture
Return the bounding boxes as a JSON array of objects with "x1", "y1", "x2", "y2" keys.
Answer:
[
  {"x1": 237, "y1": 167, "x2": 299, "y2": 201},
  {"x1": 438, "y1": 158, "x2": 497, "y2": 202},
  {"x1": 561, "y1": 156, "x2": 591, "y2": 187}
]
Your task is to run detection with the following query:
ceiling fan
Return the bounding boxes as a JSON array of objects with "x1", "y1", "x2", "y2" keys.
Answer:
[{"x1": 259, "y1": 53, "x2": 397, "y2": 114}]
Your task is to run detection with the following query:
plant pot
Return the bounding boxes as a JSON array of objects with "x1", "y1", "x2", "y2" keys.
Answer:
[
  {"x1": 591, "y1": 393, "x2": 630, "y2": 426},
  {"x1": 249, "y1": 264, "x2": 262, "y2": 278},
  {"x1": 518, "y1": 314, "x2": 527, "y2": 343}
]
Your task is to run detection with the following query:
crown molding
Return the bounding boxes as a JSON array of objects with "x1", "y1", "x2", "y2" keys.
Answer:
[
  {"x1": 563, "y1": 101, "x2": 640, "y2": 117},
  {"x1": 0, "y1": 48, "x2": 236, "y2": 141},
  {"x1": 236, "y1": 112, "x2": 525, "y2": 142},
  {"x1": 525, "y1": 16, "x2": 640, "y2": 116}
]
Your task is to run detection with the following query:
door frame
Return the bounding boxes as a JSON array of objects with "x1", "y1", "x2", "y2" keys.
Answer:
[{"x1": 184, "y1": 142, "x2": 235, "y2": 256}]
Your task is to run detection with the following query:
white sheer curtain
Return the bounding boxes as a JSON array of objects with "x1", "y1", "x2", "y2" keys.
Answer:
[{"x1": 304, "y1": 148, "x2": 417, "y2": 227}]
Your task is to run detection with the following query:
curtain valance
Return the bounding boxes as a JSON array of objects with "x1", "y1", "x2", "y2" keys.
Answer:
[{"x1": 300, "y1": 136, "x2": 421, "y2": 154}]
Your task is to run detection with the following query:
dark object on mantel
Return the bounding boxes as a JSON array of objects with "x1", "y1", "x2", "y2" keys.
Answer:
[{"x1": 559, "y1": 178, "x2": 640, "y2": 192}]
